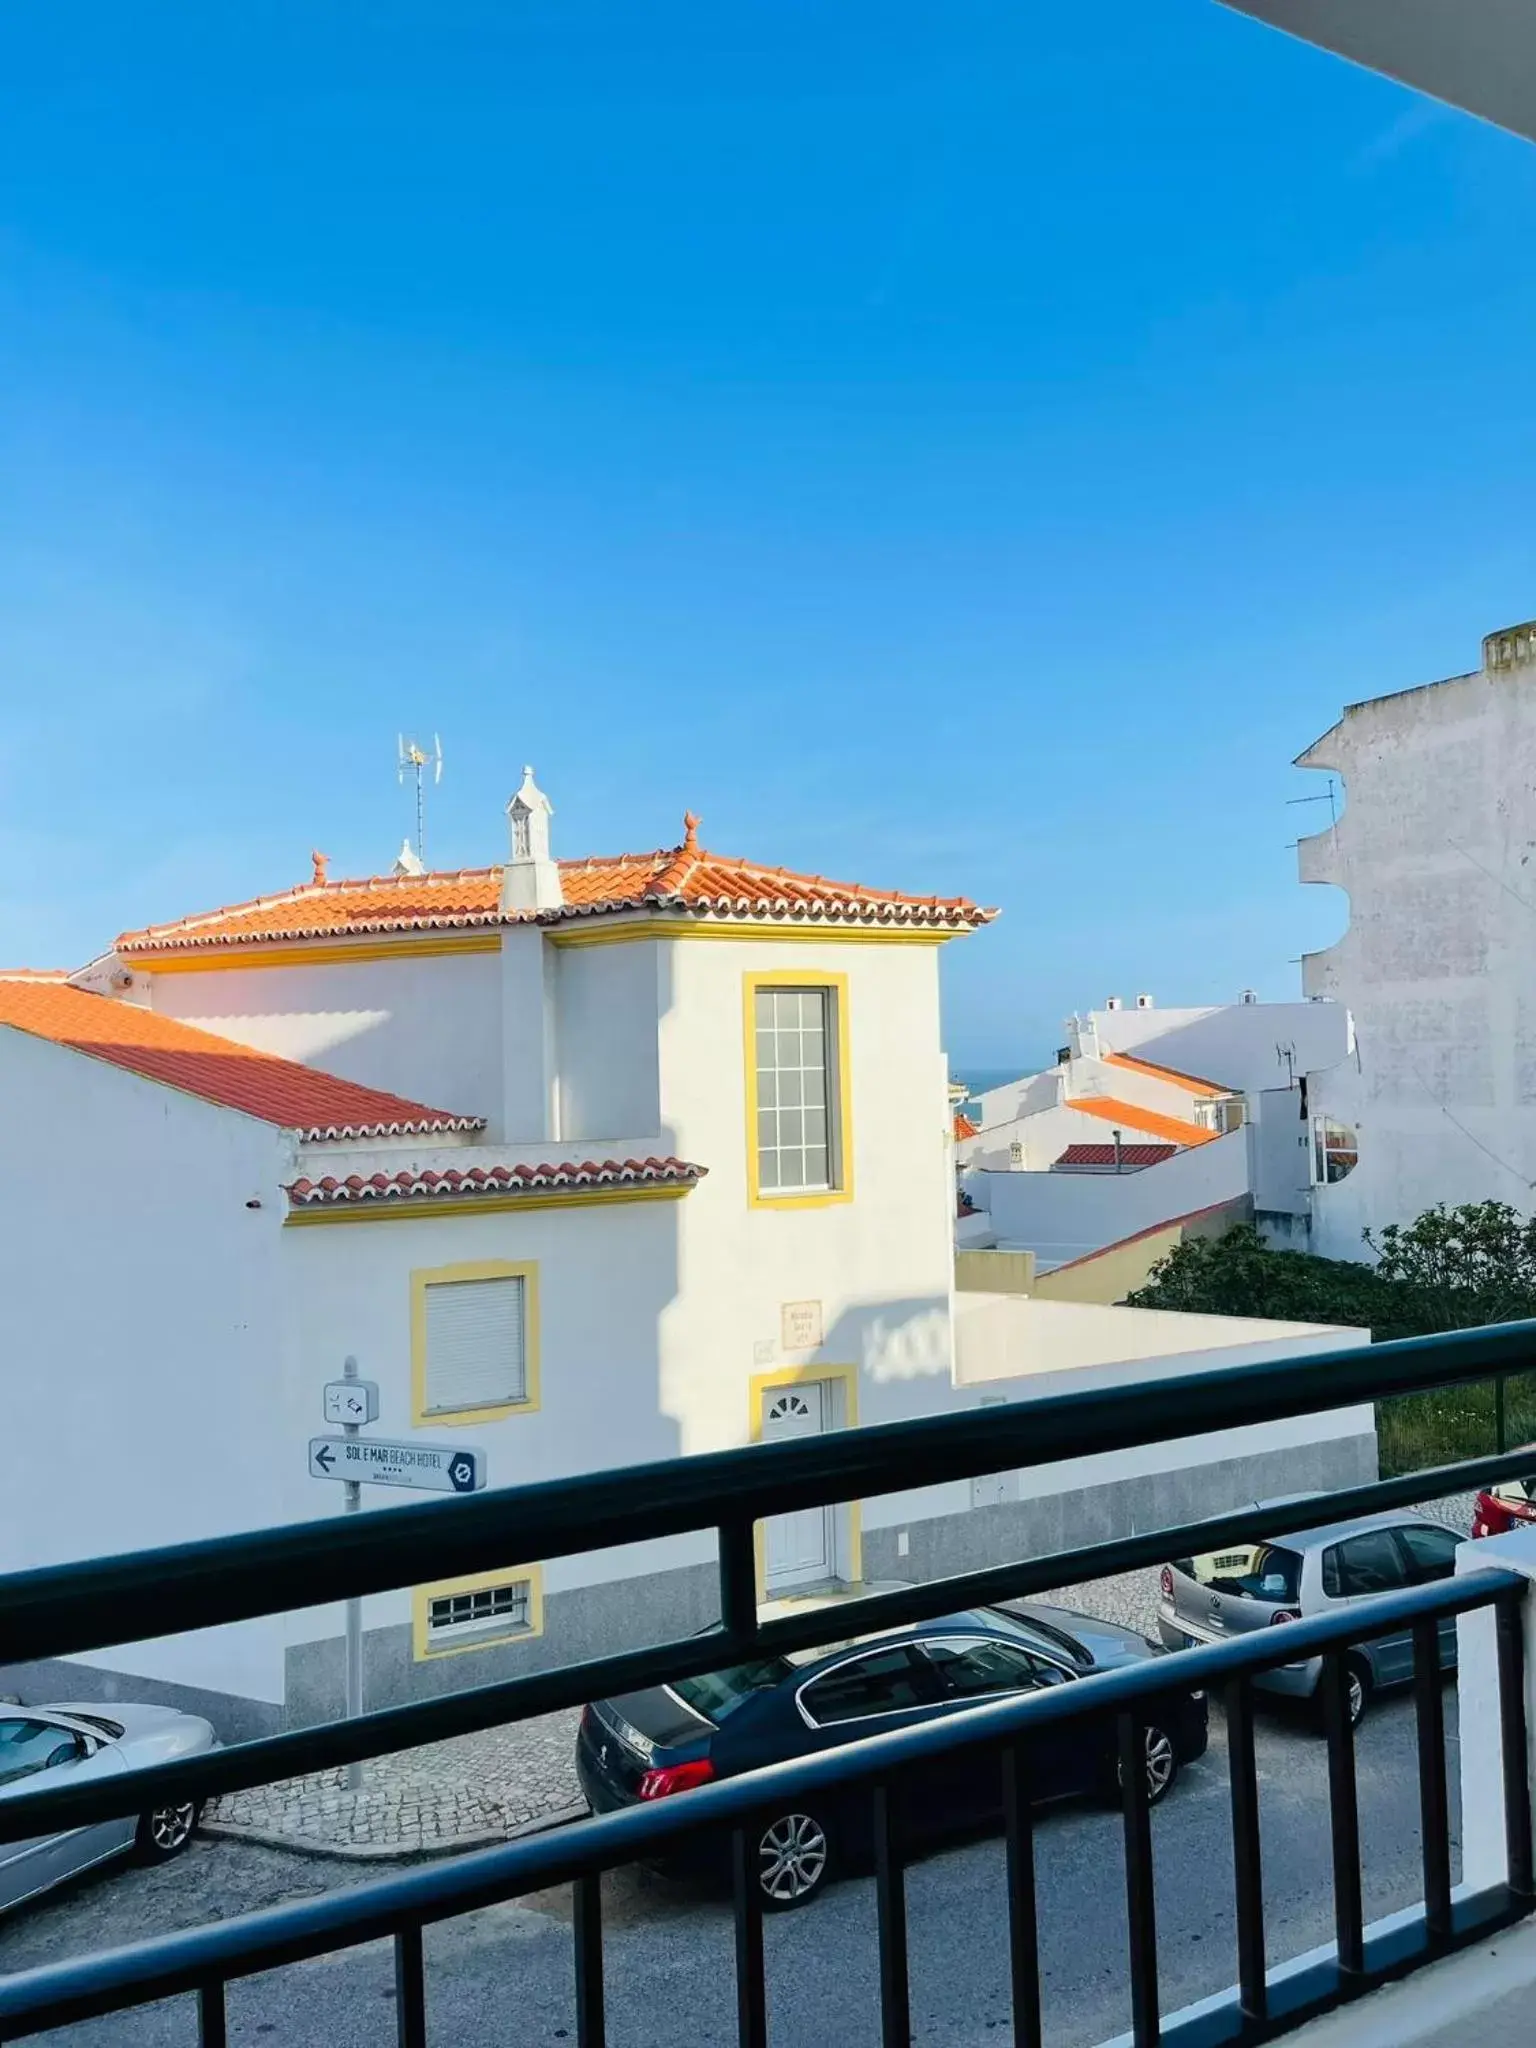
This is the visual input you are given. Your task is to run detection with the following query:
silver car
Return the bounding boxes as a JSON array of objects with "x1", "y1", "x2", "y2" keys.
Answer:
[
  {"x1": 1157, "y1": 1510, "x2": 1463, "y2": 1727},
  {"x1": 0, "y1": 1703, "x2": 217, "y2": 1915}
]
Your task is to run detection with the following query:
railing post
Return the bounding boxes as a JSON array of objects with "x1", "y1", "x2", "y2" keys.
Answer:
[{"x1": 1456, "y1": 1540, "x2": 1536, "y2": 1899}]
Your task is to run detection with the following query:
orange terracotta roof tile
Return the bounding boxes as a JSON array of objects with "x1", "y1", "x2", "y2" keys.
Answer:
[
  {"x1": 0, "y1": 982, "x2": 485, "y2": 1139},
  {"x1": 1064, "y1": 1096, "x2": 1216, "y2": 1148},
  {"x1": 287, "y1": 1156, "x2": 706, "y2": 1208},
  {"x1": 953, "y1": 1111, "x2": 979, "y2": 1140},
  {"x1": 1104, "y1": 1051, "x2": 1231, "y2": 1097},
  {"x1": 115, "y1": 832, "x2": 996, "y2": 956}
]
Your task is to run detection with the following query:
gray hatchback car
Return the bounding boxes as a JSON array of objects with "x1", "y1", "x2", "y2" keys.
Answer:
[{"x1": 1157, "y1": 1510, "x2": 1463, "y2": 1727}]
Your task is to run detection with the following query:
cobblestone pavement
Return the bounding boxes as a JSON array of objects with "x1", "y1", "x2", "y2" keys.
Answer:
[
  {"x1": 205, "y1": 1705, "x2": 585, "y2": 1859},
  {"x1": 207, "y1": 1499, "x2": 1478, "y2": 1861}
]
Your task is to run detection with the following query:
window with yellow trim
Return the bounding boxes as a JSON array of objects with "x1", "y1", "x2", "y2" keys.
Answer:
[
  {"x1": 417, "y1": 1266, "x2": 533, "y2": 1419},
  {"x1": 753, "y1": 985, "x2": 843, "y2": 1194},
  {"x1": 414, "y1": 1565, "x2": 544, "y2": 1659},
  {"x1": 427, "y1": 1578, "x2": 530, "y2": 1647}
]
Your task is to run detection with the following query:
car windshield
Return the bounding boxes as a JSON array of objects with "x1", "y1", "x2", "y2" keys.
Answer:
[
  {"x1": 670, "y1": 1656, "x2": 794, "y2": 1721},
  {"x1": 1175, "y1": 1543, "x2": 1302, "y2": 1603}
]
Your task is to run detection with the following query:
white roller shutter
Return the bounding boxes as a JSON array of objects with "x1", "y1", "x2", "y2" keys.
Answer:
[{"x1": 423, "y1": 1276, "x2": 526, "y2": 1415}]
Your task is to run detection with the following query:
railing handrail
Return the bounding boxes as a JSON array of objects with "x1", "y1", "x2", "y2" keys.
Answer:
[
  {"x1": 7, "y1": 1434, "x2": 1536, "y2": 1848},
  {"x1": 0, "y1": 1568, "x2": 1520, "y2": 2041},
  {"x1": 5, "y1": 1316, "x2": 1535, "y2": 1664}
]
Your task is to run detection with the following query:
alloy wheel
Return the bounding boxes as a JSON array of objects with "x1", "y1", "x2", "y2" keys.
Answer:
[
  {"x1": 147, "y1": 1803, "x2": 196, "y2": 1854},
  {"x1": 1144, "y1": 1726, "x2": 1176, "y2": 1802},
  {"x1": 1348, "y1": 1668, "x2": 1367, "y2": 1727},
  {"x1": 758, "y1": 1812, "x2": 829, "y2": 1904}
]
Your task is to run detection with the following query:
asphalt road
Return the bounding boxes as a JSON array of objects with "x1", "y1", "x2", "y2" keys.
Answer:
[{"x1": 0, "y1": 1688, "x2": 1458, "y2": 2048}]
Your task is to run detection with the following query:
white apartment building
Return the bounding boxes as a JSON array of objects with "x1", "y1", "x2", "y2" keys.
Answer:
[
  {"x1": 1298, "y1": 620, "x2": 1536, "y2": 1259},
  {"x1": 958, "y1": 994, "x2": 1355, "y2": 1279},
  {"x1": 1, "y1": 781, "x2": 1375, "y2": 1733}
]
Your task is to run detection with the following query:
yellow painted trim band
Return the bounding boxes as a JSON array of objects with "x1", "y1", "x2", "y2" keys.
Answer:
[
  {"x1": 412, "y1": 1562, "x2": 546, "y2": 1662},
  {"x1": 286, "y1": 1182, "x2": 696, "y2": 1226},
  {"x1": 410, "y1": 1257, "x2": 542, "y2": 1425},
  {"x1": 743, "y1": 969, "x2": 854, "y2": 1210},
  {"x1": 136, "y1": 918, "x2": 960, "y2": 971},
  {"x1": 549, "y1": 917, "x2": 954, "y2": 950},
  {"x1": 140, "y1": 933, "x2": 503, "y2": 973},
  {"x1": 748, "y1": 1364, "x2": 863, "y2": 1597}
]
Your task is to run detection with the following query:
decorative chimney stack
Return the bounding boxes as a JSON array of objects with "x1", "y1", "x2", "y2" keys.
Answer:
[{"x1": 500, "y1": 765, "x2": 564, "y2": 912}]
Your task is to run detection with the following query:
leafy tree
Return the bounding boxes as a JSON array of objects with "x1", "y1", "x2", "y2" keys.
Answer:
[
  {"x1": 1365, "y1": 1202, "x2": 1536, "y2": 1332},
  {"x1": 1124, "y1": 1204, "x2": 1536, "y2": 1473},
  {"x1": 1122, "y1": 1224, "x2": 1394, "y2": 1330},
  {"x1": 1124, "y1": 1204, "x2": 1536, "y2": 1339}
]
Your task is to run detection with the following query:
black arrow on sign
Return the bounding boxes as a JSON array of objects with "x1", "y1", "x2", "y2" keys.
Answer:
[{"x1": 314, "y1": 1443, "x2": 335, "y2": 1474}]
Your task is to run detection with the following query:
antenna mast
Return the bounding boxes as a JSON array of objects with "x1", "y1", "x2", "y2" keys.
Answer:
[{"x1": 396, "y1": 734, "x2": 443, "y2": 867}]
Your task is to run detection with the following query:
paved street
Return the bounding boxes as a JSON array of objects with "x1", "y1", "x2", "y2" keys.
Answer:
[{"x1": 0, "y1": 1687, "x2": 1458, "y2": 2047}]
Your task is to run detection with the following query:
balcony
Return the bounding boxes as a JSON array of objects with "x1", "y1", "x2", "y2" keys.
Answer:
[{"x1": 3, "y1": 1324, "x2": 1536, "y2": 2046}]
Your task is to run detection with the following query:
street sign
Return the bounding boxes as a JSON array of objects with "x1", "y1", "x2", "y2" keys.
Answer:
[
  {"x1": 308, "y1": 1437, "x2": 486, "y2": 1494},
  {"x1": 322, "y1": 1379, "x2": 380, "y2": 1426}
]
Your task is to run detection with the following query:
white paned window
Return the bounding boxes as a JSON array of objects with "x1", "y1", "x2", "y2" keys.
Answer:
[
  {"x1": 423, "y1": 1275, "x2": 527, "y2": 1417},
  {"x1": 755, "y1": 986, "x2": 839, "y2": 1195},
  {"x1": 426, "y1": 1579, "x2": 531, "y2": 1648}
]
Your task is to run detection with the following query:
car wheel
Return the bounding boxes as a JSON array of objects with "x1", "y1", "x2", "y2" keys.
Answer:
[
  {"x1": 1313, "y1": 1657, "x2": 1372, "y2": 1733},
  {"x1": 1346, "y1": 1658, "x2": 1372, "y2": 1729},
  {"x1": 1111, "y1": 1722, "x2": 1181, "y2": 1807},
  {"x1": 755, "y1": 1809, "x2": 833, "y2": 1910},
  {"x1": 137, "y1": 1801, "x2": 198, "y2": 1862}
]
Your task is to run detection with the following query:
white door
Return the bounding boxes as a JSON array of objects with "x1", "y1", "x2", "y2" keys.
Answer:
[{"x1": 762, "y1": 1384, "x2": 836, "y2": 1593}]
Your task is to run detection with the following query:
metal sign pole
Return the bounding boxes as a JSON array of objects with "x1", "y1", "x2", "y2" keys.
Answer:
[{"x1": 342, "y1": 1355, "x2": 364, "y2": 1793}]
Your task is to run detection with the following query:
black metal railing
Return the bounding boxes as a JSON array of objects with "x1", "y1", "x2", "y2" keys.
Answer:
[
  {"x1": 3, "y1": 1317, "x2": 1536, "y2": 2045},
  {"x1": 0, "y1": 1574, "x2": 1528, "y2": 2047}
]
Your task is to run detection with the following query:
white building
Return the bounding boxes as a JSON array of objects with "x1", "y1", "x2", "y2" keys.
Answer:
[
  {"x1": 959, "y1": 995, "x2": 1354, "y2": 1281},
  {"x1": 2, "y1": 784, "x2": 1374, "y2": 1733},
  {"x1": 1298, "y1": 620, "x2": 1536, "y2": 1259}
]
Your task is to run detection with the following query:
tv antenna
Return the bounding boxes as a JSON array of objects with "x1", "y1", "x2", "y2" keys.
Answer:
[
  {"x1": 1285, "y1": 775, "x2": 1339, "y2": 828},
  {"x1": 397, "y1": 734, "x2": 443, "y2": 867}
]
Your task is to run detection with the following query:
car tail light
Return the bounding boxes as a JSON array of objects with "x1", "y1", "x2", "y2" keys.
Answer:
[
  {"x1": 1159, "y1": 1566, "x2": 1174, "y2": 1600},
  {"x1": 637, "y1": 1759, "x2": 716, "y2": 1801},
  {"x1": 1475, "y1": 1492, "x2": 1519, "y2": 1539},
  {"x1": 1269, "y1": 1608, "x2": 1300, "y2": 1627}
]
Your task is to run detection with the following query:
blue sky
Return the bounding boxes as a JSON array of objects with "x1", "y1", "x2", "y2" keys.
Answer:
[{"x1": 3, "y1": 3, "x2": 1535, "y2": 1067}]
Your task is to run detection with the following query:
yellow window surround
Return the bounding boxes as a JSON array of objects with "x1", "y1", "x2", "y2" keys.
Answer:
[
  {"x1": 742, "y1": 969, "x2": 853, "y2": 1210},
  {"x1": 410, "y1": 1258, "x2": 541, "y2": 1426},
  {"x1": 412, "y1": 1563, "x2": 545, "y2": 1661}
]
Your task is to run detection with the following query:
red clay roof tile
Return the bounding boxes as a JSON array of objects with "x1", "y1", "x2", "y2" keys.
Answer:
[
  {"x1": 115, "y1": 837, "x2": 996, "y2": 956},
  {"x1": 1053, "y1": 1142, "x2": 1179, "y2": 1169},
  {"x1": 286, "y1": 1156, "x2": 706, "y2": 1207},
  {"x1": 0, "y1": 981, "x2": 483, "y2": 1138}
]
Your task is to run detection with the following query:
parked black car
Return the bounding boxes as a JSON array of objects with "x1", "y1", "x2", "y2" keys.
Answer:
[{"x1": 577, "y1": 1592, "x2": 1207, "y2": 1908}]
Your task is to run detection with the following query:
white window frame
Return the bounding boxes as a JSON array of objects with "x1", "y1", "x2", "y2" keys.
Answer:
[{"x1": 747, "y1": 977, "x2": 850, "y2": 1203}]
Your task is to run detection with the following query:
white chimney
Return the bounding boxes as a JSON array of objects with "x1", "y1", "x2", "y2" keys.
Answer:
[
  {"x1": 394, "y1": 839, "x2": 425, "y2": 877},
  {"x1": 1240, "y1": 987, "x2": 1258, "y2": 1006},
  {"x1": 1104, "y1": 995, "x2": 1123, "y2": 1012},
  {"x1": 500, "y1": 765, "x2": 564, "y2": 913},
  {"x1": 1135, "y1": 992, "x2": 1154, "y2": 1010}
]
